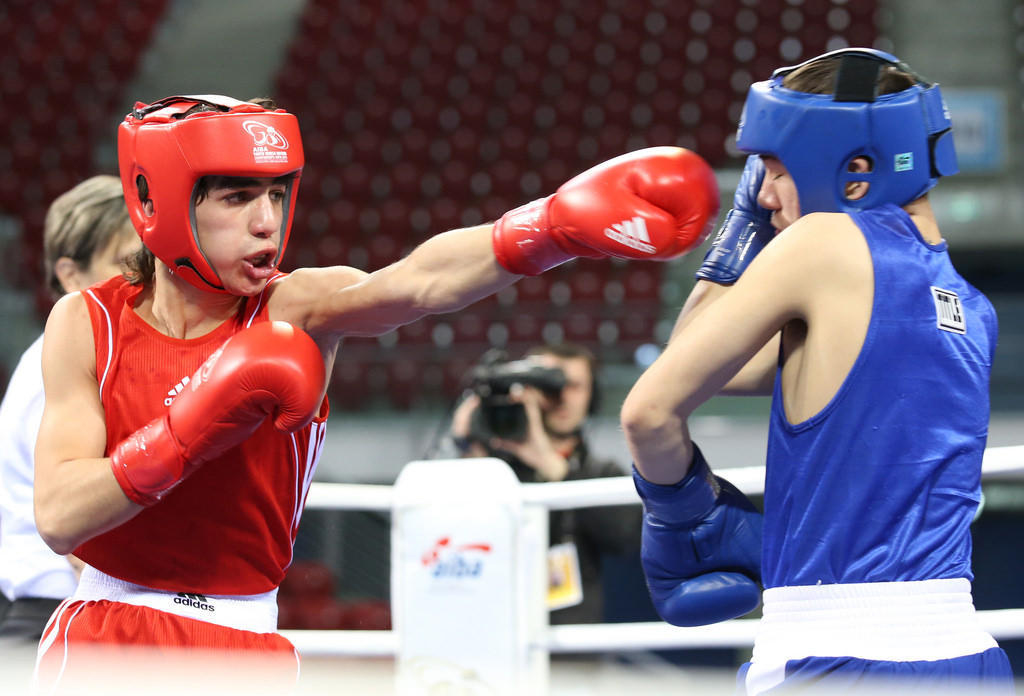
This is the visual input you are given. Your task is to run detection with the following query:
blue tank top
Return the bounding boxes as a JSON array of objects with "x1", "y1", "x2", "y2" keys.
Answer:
[{"x1": 762, "y1": 204, "x2": 998, "y2": 588}]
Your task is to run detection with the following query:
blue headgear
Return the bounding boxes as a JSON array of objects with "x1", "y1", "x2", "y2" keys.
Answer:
[{"x1": 735, "y1": 48, "x2": 958, "y2": 214}]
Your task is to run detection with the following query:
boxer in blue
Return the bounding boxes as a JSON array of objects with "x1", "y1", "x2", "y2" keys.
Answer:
[{"x1": 621, "y1": 48, "x2": 1014, "y2": 694}]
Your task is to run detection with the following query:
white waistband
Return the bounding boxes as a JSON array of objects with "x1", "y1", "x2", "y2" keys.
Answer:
[
  {"x1": 746, "y1": 579, "x2": 998, "y2": 696},
  {"x1": 74, "y1": 566, "x2": 279, "y2": 634},
  {"x1": 753, "y1": 578, "x2": 995, "y2": 664}
]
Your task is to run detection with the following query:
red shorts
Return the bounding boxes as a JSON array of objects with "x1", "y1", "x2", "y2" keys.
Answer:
[{"x1": 36, "y1": 599, "x2": 299, "y2": 695}]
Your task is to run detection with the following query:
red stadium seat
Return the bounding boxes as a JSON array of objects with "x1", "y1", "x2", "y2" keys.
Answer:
[
  {"x1": 538, "y1": 159, "x2": 572, "y2": 193},
  {"x1": 442, "y1": 358, "x2": 476, "y2": 400},
  {"x1": 452, "y1": 313, "x2": 488, "y2": 345},
  {"x1": 0, "y1": 0, "x2": 882, "y2": 352},
  {"x1": 388, "y1": 359, "x2": 421, "y2": 410},
  {"x1": 480, "y1": 196, "x2": 512, "y2": 223},
  {"x1": 389, "y1": 160, "x2": 423, "y2": 199},
  {"x1": 508, "y1": 312, "x2": 543, "y2": 345},
  {"x1": 276, "y1": 597, "x2": 302, "y2": 630},
  {"x1": 328, "y1": 199, "x2": 360, "y2": 230},
  {"x1": 378, "y1": 200, "x2": 411, "y2": 240},
  {"x1": 330, "y1": 359, "x2": 372, "y2": 410},
  {"x1": 315, "y1": 236, "x2": 347, "y2": 267},
  {"x1": 395, "y1": 131, "x2": 429, "y2": 177},
  {"x1": 490, "y1": 160, "x2": 522, "y2": 199},
  {"x1": 466, "y1": 61, "x2": 497, "y2": 93},
  {"x1": 340, "y1": 163, "x2": 372, "y2": 200},
  {"x1": 398, "y1": 318, "x2": 433, "y2": 346},
  {"x1": 291, "y1": 597, "x2": 351, "y2": 630},
  {"x1": 343, "y1": 600, "x2": 392, "y2": 630},
  {"x1": 622, "y1": 267, "x2": 662, "y2": 302},
  {"x1": 514, "y1": 276, "x2": 549, "y2": 304},
  {"x1": 428, "y1": 197, "x2": 461, "y2": 232},
  {"x1": 0, "y1": 171, "x2": 20, "y2": 209},
  {"x1": 596, "y1": 123, "x2": 629, "y2": 155},
  {"x1": 617, "y1": 308, "x2": 659, "y2": 345},
  {"x1": 440, "y1": 159, "x2": 471, "y2": 190},
  {"x1": 567, "y1": 266, "x2": 607, "y2": 303},
  {"x1": 563, "y1": 311, "x2": 598, "y2": 344},
  {"x1": 449, "y1": 129, "x2": 479, "y2": 165},
  {"x1": 350, "y1": 130, "x2": 382, "y2": 166},
  {"x1": 280, "y1": 560, "x2": 335, "y2": 598}
]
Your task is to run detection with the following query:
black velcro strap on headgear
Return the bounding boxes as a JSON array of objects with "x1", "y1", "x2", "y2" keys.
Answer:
[
  {"x1": 132, "y1": 96, "x2": 232, "y2": 120},
  {"x1": 834, "y1": 54, "x2": 882, "y2": 102}
]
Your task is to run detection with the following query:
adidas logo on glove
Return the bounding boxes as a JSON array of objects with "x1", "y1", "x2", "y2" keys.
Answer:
[{"x1": 605, "y1": 217, "x2": 655, "y2": 254}]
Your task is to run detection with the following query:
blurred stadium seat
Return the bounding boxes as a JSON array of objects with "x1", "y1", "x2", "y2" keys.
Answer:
[
  {"x1": 1, "y1": 0, "x2": 170, "y2": 297},
  {"x1": 0, "y1": 0, "x2": 877, "y2": 406},
  {"x1": 277, "y1": 559, "x2": 392, "y2": 630},
  {"x1": 10, "y1": 7, "x2": 1024, "y2": 676}
]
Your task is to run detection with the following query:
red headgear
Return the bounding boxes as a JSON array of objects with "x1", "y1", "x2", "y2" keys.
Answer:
[{"x1": 117, "y1": 95, "x2": 304, "y2": 292}]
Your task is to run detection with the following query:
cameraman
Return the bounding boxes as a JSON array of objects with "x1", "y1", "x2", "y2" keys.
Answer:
[{"x1": 447, "y1": 343, "x2": 640, "y2": 625}]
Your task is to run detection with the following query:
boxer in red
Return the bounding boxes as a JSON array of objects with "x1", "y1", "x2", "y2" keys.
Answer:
[{"x1": 31, "y1": 95, "x2": 719, "y2": 692}]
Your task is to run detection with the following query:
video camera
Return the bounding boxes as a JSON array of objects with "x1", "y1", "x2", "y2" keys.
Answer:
[{"x1": 468, "y1": 351, "x2": 566, "y2": 442}]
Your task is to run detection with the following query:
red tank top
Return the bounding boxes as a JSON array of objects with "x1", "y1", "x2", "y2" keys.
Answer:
[{"x1": 75, "y1": 275, "x2": 329, "y2": 595}]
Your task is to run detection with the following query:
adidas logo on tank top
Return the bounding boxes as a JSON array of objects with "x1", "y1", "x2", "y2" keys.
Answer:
[{"x1": 163, "y1": 376, "x2": 191, "y2": 407}]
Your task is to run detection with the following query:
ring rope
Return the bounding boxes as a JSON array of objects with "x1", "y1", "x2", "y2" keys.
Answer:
[
  {"x1": 283, "y1": 609, "x2": 1024, "y2": 657},
  {"x1": 295, "y1": 444, "x2": 1024, "y2": 655},
  {"x1": 304, "y1": 445, "x2": 1024, "y2": 510}
]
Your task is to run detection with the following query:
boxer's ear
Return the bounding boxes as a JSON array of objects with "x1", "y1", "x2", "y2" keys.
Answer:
[{"x1": 844, "y1": 157, "x2": 872, "y2": 201}]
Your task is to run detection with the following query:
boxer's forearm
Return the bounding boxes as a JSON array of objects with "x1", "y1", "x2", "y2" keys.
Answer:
[
  {"x1": 297, "y1": 225, "x2": 517, "y2": 340},
  {"x1": 34, "y1": 455, "x2": 143, "y2": 555}
]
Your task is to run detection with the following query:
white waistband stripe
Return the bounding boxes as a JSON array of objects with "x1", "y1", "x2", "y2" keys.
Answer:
[
  {"x1": 73, "y1": 566, "x2": 279, "y2": 634},
  {"x1": 746, "y1": 579, "x2": 998, "y2": 695}
]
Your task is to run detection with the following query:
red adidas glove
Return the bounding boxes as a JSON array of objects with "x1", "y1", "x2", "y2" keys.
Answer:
[
  {"x1": 110, "y1": 321, "x2": 325, "y2": 506},
  {"x1": 493, "y1": 147, "x2": 720, "y2": 275}
]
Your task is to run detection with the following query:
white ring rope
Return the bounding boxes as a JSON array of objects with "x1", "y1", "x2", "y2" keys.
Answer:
[
  {"x1": 284, "y1": 609, "x2": 1024, "y2": 657},
  {"x1": 295, "y1": 445, "x2": 1024, "y2": 656},
  {"x1": 304, "y1": 445, "x2": 1024, "y2": 510}
]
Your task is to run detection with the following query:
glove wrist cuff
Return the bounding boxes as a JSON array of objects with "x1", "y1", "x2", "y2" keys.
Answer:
[
  {"x1": 694, "y1": 209, "x2": 774, "y2": 285},
  {"x1": 110, "y1": 415, "x2": 187, "y2": 506},
  {"x1": 492, "y1": 196, "x2": 573, "y2": 275},
  {"x1": 632, "y1": 445, "x2": 717, "y2": 525}
]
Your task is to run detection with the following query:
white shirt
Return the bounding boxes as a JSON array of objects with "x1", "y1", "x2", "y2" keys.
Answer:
[{"x1": 0, "y1": 334, "x2": 78, "y2": 601}]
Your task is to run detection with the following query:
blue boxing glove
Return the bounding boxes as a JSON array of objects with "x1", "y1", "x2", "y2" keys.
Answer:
[
  {"x1": 633, "y1": 445, "x2": 762, "y2": 627},
  {"x1": 694, "y1": 155, "x2": 774, "y2": 285}
]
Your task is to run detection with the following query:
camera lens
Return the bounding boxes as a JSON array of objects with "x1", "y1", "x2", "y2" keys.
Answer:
[{"x1": 484, "y1": 400, "x2": 528, "y2": 441}]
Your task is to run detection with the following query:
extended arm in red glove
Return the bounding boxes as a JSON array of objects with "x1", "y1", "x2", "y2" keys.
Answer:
[{"x1": 492, "y1": 147, "x2": 720, "y2": 275}]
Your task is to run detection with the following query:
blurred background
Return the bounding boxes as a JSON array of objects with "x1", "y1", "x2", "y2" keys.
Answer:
[{"x1": 1, "y1": 0, "x2": 1022, "y2": 677}]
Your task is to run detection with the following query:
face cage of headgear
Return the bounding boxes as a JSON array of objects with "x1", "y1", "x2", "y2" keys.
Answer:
[
  {"x1": 117, "y1": 95, "x2": 304, "y2": 292},
  {"x1": 735, "y1": 48, "x2": 958, "y2": 214}
]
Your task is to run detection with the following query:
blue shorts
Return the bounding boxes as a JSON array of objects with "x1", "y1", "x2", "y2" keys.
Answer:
[{"x1": 737, "y1": 647, "x2": 1014, "y2": 694}]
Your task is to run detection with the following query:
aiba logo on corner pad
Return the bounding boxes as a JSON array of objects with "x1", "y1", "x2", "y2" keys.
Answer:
[{"x1": 421, "y1": 536, "x2": 492, "y2": 579}]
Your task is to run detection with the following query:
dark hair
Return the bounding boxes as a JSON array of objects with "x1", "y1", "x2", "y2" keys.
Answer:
[
  {"x1": 193, "y1": 173, "x2": 297, "y2": 205},
  {"x1": 179, "y1": 96, "x2": 277, "y2": 118},
  {"x1": 783, "y1": 57, "x2": 916, "y2": 97},
  {"x1": 124, "y1": 245, "x2": 156, "y2": 286},
  {"x1": 525, "y1": 342, "x2": 602, "y2": 415}
]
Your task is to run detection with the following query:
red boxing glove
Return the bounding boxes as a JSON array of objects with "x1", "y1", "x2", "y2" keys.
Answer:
[
  {"x1": 492, "y1": 147, "x2": 720, "y2": 275},
  {"x1": 110, "y1": 321, "x2": 325, "y2": 506}
]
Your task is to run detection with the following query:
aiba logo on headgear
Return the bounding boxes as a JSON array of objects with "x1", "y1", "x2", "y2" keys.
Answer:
[
  {"x1": 243, "y1": 120, "x2": 289, "y2": 164},
  {"x1": 421, "y1": 536, "x2": 492, "y2": 580}
]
